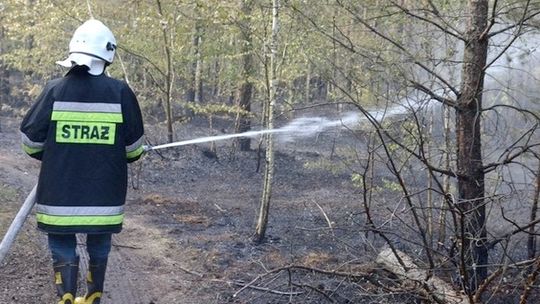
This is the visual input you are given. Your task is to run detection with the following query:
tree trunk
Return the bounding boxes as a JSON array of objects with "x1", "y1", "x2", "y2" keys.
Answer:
[
  {"x1": 254, "y1": 0, "x2": 279, "y2": 244},
  {"x1": 212, "y1": 59, "x2": 220, "y2": 97},
  {"x1": 427, "y1": 109, "x2": 434, "y2": 244},
  {"x1": 528, "y1": 161, "x2": 540, "y2": 260},
  {"x1": 187, "y1": 4, "x2": 203, "y2": 115},
  {"x1": 0, "y1": 21, "x2": 8, "y2": 111},
  {"x1": 194, "y1": 34, "x2": 203, "y2": 104},
  {"x1": 456, "y1": 0, "x2": 489, "y2": 291},
  {"x1": 156, "y1": 0, "x2": 174, "y2": 143},
  {"x1": 305, "y1": 58, "x2": 311, "y2": 104},
  {"x1": 438, "y1": 104, "x2": 452, "y2": 250},
  {"x1": 234, "y1": 0, "x2": 255, "y2": 152}
]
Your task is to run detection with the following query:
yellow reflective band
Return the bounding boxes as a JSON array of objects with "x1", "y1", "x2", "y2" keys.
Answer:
[
  {"x1": 51, "y1": 111, "x2": 123, "y2": 123},
  {"x1": 55, "y1": 272, "x2": 63, "y2": 284},
  {"x1": 22, "y1": 143, "x2": 44, "y2": 155},
  {"x1": 37, "y1": 213, "x2": 124, "y2": 226},
  {"x1": 56, "y1": 122, "x2": 116, "y2": 145},
  {"x1": 21, "y1": 132, "x2": 45, "y2": 148},
  {"x1": 126, "y1": 145, "x2": 144, "y2": 159},
  {"x1": 60, "y1": 293, "x2": 74, "y2": 304},
  {"x1": 86, "y1": 292, "x2": 102, "y2": 303}
]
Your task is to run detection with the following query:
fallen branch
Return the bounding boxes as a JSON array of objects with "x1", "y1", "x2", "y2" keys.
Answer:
[
  {"x1": 112, "y1": 243, "x2": 143, "y2": 250},
  {"x1": 178, "y1": 265, "x2": 204, "y2": 278},
  {"x1": 376, "y1": 248, "x2": 467, "y2": 304},
  {"x1": 520, "y1": 255, "x2": 540, "y2": 304},
  {"x1": 313, "y1": 200, "x2": 334, "y2": 234},
  {"x1": 211, "y1": 278, "x2": 304, "y2": 296},
  {"x1": 229, "y1": 263, "x2": 374, "y2": 299},
  {"x1": 291, "y1": 281, "x2": 335, "y2": 303}
]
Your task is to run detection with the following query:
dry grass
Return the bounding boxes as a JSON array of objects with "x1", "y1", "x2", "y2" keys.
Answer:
[
  {"x1": 301, "y1": 251, "x2": 338, "y2": 268},
  {"x1": 173, "y1": 214, "x2": 210, "y2": 226},
  {"x1": 141, "y1": 193, "x2": 174, "y2": 205}
]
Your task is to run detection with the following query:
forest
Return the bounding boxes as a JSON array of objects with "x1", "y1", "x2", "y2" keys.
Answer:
[{"x1": 1, "y1": 0, "x2": 540, "y2": 303}]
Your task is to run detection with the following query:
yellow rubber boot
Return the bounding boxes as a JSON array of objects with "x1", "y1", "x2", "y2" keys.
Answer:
[
  {"x1": 53, "y1": 260, "x2": 78, "y2": 304},
  {"x1": 74, "y1": 263, "x2": 106, "y2": 304},
  {"x1": 74, "y1": 292, "x2": 102, "y2": 304},
  {"x1": 58, "y1": 293, "x2": 74, "y2": 304}
]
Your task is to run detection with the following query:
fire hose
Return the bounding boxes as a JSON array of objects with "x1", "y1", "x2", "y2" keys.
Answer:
[
  {"x1": 0, "y1": 113, "x2": 358, "y2": 264},
  {"x1": 0, "y1": 184, "x2": 37, "y2": 264},
  {"x1": 0, "y1": 134, "x2": 258, "y2": 264}
]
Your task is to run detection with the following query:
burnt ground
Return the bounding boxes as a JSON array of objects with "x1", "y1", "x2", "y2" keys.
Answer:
[{"x1": 0, "y1": 114, "x2": 397, "y2": 304}]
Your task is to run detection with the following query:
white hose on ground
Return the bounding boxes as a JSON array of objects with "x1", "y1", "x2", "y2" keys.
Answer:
[{"x1": 0, "y1": 184, "x2": 37, "y2": 265}]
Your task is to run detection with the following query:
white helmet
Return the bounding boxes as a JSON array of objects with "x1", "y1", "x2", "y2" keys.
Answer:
[
  {"x1": 69, "y1": 19, "x2": 116, "y2": 63},
  {"x1": 57, "y1": 19, "x2": 116, "y2": 69}
]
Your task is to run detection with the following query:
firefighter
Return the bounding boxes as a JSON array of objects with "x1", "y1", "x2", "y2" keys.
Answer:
[{"x1": 20, "y1": 19, "x2": 144, "y2": 304}]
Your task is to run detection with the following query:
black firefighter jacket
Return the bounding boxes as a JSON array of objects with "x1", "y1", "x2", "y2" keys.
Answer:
[{"x1": 20, "y1": 67, "x2": 144, "y2": 234}]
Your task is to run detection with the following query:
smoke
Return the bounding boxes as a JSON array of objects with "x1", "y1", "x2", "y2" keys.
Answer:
[{"x1": 276, "y1": 99, "x2": 430, "y2": 143}]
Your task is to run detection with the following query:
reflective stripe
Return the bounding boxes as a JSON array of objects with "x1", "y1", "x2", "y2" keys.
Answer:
[
  {"x1": 126, "y1": 145, "x2": 144, "y2": 159},
  {"x1": 36, "y1": 204, "x2": 124, "y2": 216},
  {"x1": 22, "y1": 144, "x2": 43, "y2": 155},
  {"x1": 37, "y1": 213, "x2": 124, "y2": 226},
  {"x1": 51, "y1": 112, "x2": 123, "y2": 123},
  {"x1": 52, "y1": 101, "x2": 123, "y2": 123},
  {"x1": 21, "y1": 132, "x2": 45, "y2": 148},
  {"x1": 55, "y1": 272, "x2": 62, "y2": 284},
  {"x1": 126, "y1": 136, "x2": 144, "y2": 153},
  {"x1": 53, "y1": 101, "x2": 121, "y2": 113},
  {"x1": 126, "y1": 136, "x2": 144, "y2": 159}
]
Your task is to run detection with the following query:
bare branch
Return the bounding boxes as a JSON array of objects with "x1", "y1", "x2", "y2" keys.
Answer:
[
  {"x1": 487, "y1": 2, "x2": 540, "y2": 38},
  {"x1": 119, "y1": 46, "x2": 167, "y2": 78},
  {"x1": 484, "y1": 0, "x2": 534, "y2": 70},
  {"x1": 483, "y1": 124, "x2": 540, "y2": 172},
  {"x1": 519, "y1": 255, "x2": 540, "y2": 304},
  {"x1": 335, "y1": 0, "x2": 461, "y2": 97},
  {"x1": 488, "y1": 216, "x2": 540, "y2": 248},
  {"x1": 390, "y1": 1, "x2": 465, "y2": 42},
  {"x1": 410, "y1": 80, "x2": 457, "y2": 108},
  {"x1": 478, "y1": 0, "x2": 498, "y2": 40}
]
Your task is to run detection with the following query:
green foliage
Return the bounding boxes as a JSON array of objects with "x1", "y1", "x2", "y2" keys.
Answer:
[
  {"x1": 350, "y1": 173, "x2": 363, "y2": 188},
  {"x1": 2, "y1": 1, "x2": 81, "y2": 76},
  {"x1": 380, "y1": 178, "x2": 401, "y2": 193},
  {"x1": 303, "y1": 158, "x2": 346, "y2": 175},
  {"x1": 183, "y1": 101, "x2": 253, "y2": 117}
]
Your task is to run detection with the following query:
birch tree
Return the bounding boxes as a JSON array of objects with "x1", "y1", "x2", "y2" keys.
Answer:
[
  {"x1": 233, "y1": 0, "x2": 256, "y2": 152},
  {"x1": 254, "y1": 0, "x2": 280, "y2": 244}
]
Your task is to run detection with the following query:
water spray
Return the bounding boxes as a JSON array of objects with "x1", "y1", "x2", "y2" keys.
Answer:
[
  {"x1": 145, "y1": 112, "x2": 362, "y2": 152},
  {"x1": 143, "y1": 99, "x2": 428, "y2": 152}
]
